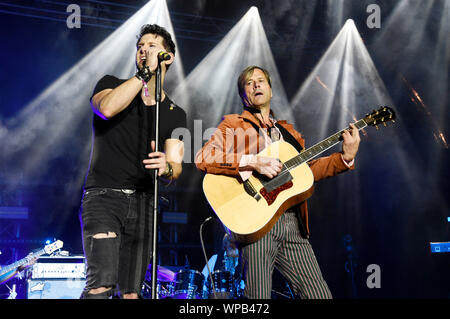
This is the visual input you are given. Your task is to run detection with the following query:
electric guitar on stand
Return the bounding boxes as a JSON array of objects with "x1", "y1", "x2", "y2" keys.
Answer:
[
  {"x1": 0, "y1": 240, "x2": 63, "y2": 284},
  {"x1": 202, "y1": 107, "x2": 396, "y2": 243}
]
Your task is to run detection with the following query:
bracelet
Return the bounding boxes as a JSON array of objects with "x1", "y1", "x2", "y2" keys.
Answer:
[
  {"x1": 162, "y1": 162, "x2": 173, "y2": 178},
  {"x1": 162, "y1": 162, "x2": 173, "y2": 187},
  {"x1": 142, "y1": 80, "x2": 149, "y2": 97},
  {"x1": 135, "y1": 65, "x2": 152, "y2": 82}
]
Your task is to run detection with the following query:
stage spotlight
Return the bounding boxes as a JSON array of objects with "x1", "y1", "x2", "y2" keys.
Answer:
[
  {"x1": 288, "y1": 19, "x2": 399, "y2": 236},
  {"x1": 289, "y1": 17, "x2": 439, "y2": 230},
  {"x1": 290, "y1": 19, "x2": 394, "y2": 139},
  {"x1": 0, "y1": 0, "x2": 182, "y2": 193},
  {"x1": 248, "y1": 6, "x2": 258, "y2": 14},
  {"x1": 371, "y1": 0, "x2": 449, "y2": 150},
  {"x1": 172, "y1": 5, "x2": 292, "y2": 137}
]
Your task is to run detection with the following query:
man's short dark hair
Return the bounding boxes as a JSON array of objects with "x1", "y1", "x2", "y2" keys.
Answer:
[{"x1": 136, "y1": 24, "x2": 176, "y2": 55}]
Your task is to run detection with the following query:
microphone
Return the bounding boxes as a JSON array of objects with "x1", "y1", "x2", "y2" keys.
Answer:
[{"x1": 158, "y1": 51, "x2": 171, "y2": 61}]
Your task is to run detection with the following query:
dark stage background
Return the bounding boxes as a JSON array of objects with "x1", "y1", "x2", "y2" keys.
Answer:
[{"x1": 0, "y1": 0, "x2": 448, "y2": 299}]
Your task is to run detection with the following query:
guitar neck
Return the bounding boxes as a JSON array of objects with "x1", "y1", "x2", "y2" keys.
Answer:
[
  {"x1": 0, "y1": 248, "x2": 45, "y2": 276},
  {"x1": 285, "y1": 119, "x2": 367, "y2": 169}
]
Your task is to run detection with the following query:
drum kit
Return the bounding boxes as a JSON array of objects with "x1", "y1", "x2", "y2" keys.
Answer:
[{"x1": 142, "y1": 265, "x2": 243, "y2": 299}]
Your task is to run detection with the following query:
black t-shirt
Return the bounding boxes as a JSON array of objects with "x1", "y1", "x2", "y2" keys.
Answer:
[{"x1": 84, "y1": 75, "x2": 186, "y2": 190}]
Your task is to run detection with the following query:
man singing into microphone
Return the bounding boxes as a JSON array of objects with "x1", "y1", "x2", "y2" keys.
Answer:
[{"x1": 79, "y1": 24, "x2": 186, "y2": 299}]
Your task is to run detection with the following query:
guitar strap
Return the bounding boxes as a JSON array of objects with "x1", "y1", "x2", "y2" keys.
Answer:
[
  {"x1": 243, "y1": 106, "x2": 304, "y2": 153},
  {"x1": 274, "y1": 123, "x2": 304, "y2": 153}
]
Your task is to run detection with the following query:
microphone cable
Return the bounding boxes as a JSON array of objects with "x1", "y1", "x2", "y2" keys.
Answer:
[{"x1": 199, "y1": 216, "x2": 218, "y2": 299}]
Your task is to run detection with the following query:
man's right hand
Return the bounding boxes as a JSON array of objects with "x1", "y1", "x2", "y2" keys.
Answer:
[
  {"x1": 249, "y1": 156, "x2": 282, "y2": 179},
  {"x1": 144, "y1": 47, "x2": 162, "y2": 73}
]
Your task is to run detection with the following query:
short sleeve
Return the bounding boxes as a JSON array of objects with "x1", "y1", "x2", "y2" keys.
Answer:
[
  {"x1": 165, "y1": 101, "x2": 187, "y2": 142},
  {"x1": 90, "y1": 75, "x2": 123, "y2": 101}
]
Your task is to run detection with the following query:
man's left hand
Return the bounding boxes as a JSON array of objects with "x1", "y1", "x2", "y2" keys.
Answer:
[
  {"x1": 143, "y1": 140, "x2": 168, "y2": 176},
  {"x1": 342, "y1": 123, "x2": 361, "y2": 162}
]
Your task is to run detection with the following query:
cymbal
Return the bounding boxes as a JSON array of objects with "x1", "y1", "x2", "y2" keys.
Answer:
[{"x1": 146, "y1": 264, "x2": 175, "y2": 282}]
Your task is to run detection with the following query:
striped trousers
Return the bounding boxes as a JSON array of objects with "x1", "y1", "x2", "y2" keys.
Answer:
[{"x1": 240, "y1": 210, "x2": 332, "y2": 299}]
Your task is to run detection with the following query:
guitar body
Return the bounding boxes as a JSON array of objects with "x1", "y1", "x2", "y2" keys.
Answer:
[{"x1": 203, "y1": 141, "x2": 314, "y2": 243}]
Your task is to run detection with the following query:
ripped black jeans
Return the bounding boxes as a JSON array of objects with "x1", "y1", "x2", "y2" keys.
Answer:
[{"x1": 79, "y1": 188, "x2": 153, "y2": 298}]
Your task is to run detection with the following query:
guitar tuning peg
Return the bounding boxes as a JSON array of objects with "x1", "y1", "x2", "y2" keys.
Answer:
[
  {"x1": 375, "y1": 125, "x2": 379, "y2": 130},
  {"x1": 383, "y1": 122, "x2": 387, "y2": 127}
]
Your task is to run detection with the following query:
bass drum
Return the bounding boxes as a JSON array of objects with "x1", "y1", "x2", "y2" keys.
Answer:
[
  {"x1": 206, "y1": 270, "x2": 234, "y2": 299},
  {"x1": 172, "y1": 269, "x2": 204, "y2": 299}
]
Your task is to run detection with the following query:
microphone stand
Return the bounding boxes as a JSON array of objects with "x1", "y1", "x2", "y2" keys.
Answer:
[{"x1": 151, "y1": 61, "x2": 162, "y2": 299}]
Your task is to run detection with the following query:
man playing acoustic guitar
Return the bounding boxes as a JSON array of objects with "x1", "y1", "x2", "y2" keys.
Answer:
[{"x1": 195, "y1": 65, "x2": 360, "y2": 299}]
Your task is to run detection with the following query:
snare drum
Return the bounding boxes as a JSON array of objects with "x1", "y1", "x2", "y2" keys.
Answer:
[
  {"x1": 207, "y1": 270, "x2": 233, "y2": 299},
  {"x1": 172, "y1": 269, "x2": 205, "y2": 299}
]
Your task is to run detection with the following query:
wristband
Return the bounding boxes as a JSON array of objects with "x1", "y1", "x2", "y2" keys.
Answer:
[{"x1": 135, "y1": 65, "x2": 152, "y2": 82}]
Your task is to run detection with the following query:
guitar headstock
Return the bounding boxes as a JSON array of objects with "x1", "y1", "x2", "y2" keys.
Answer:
[
  {"x1": 44, "y1": 240, "x2": 63, "y2": 255},
  {"x1": 364, "y1": 106, "x2": 396, "y2": 128}
]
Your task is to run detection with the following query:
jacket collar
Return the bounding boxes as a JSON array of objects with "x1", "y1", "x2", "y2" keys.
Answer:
[
  {"x1": 239, "y1": 109, "x2": 262, "y2": 127},
  {"x1": 239, "y1": 108, "x2": 290, "y2": 128}
]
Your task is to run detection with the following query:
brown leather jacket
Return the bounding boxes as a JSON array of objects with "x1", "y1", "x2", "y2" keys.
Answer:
[{"x1": 195, "y1": 110, "x2": 354, "y2": 237}]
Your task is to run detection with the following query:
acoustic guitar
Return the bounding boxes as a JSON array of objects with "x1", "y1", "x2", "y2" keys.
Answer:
[{"x1": 202, "y1": 107, "x2": 395, "y2": 243}]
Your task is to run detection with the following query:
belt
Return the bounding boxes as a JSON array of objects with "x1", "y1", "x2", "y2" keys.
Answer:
[{"x1": 110, "y1": 188, "x2": 136, "y2": 194}]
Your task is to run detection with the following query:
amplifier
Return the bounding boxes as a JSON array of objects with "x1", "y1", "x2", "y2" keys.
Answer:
[
  {"x1": 27, "y1": 256, "x2": 86, "y2": 299},
  {"x1": 29, "y1": 256, "x2": 86, "y2": 279}
]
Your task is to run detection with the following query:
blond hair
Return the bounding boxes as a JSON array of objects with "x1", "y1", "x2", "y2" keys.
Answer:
[{"x1": 237, "y1": 65, "x2": 272, "y2": 104}]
